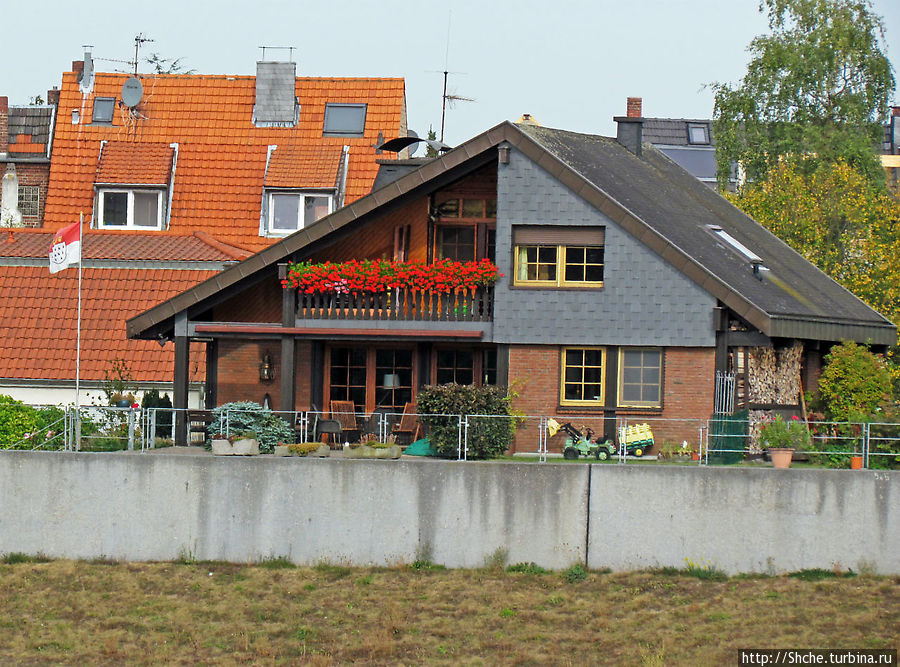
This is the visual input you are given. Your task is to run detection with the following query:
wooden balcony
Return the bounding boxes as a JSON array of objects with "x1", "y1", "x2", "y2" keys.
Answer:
[{"x1": 295, "y1": 287, "x2": 494, "y2": 322}]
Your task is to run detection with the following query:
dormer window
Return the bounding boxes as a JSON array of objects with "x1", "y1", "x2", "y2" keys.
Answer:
[
  {"x1": 267, "y1": 191, "x2": 333, "y2": 235},
  {"x1": 323, "y1": 103, "x2": 367, "y2": 137},
  {"x1": 97, "y1": 188, "x2": 165, "y2": 229},
  {"x1": 687, "y1": 123, "x2": 710, "y2": 145},
  {"x1": 92, "y1": 97, "x2": 115, "y2": 124}
]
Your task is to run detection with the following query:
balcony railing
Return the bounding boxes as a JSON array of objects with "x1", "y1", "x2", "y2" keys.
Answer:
[{"x1": 296, "y1": 286, "x2": 494, "y2": 322}]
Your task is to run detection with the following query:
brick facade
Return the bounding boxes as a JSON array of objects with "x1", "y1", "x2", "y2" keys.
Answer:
[
  {"x1": 508, "y1": 344, "x2": 715, "y2": 454},
  {"x1": 11, "y1": 162, "x2": 50, "y2": 228},
  {"x1": 216, "y1": 339, "x2": 312, "y2": 411}
]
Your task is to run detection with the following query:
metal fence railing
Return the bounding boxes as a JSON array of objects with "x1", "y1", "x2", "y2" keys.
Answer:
[{"x1": 2, "y1": 403, "x2": 898, "y2": 469}]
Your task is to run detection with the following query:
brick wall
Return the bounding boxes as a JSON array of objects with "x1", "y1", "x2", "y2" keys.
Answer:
[
  {"x1": 13, "y1": 162, "x2": 50, "y2": 228},
  {"x1": 508, "y1": 344, "x2": 715, "y2": 454},
  {"x1": 216, "y1": 339, "x2": 312, "y2": 411}
]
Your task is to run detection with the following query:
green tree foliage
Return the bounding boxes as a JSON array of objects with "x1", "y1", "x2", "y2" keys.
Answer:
[
  {"x1": 416, "y1": 384, "x2": 515, "y2": 459},
  {"x1": 424, "y1": 127, "x2": 439, "y2": 158},
  {"x1": 729, "y1": 160, "x2": 900, "y2": 324},
  {"x1": 712, "y1": 0, "x2": 895, "y2": 187},
  {"x1": 817, "y1": 341, "x2": 892, "y2": 421},
  {"x1": 145, "y1": 53, "x2": 195, "y2": 75},
  {"x1": 0, "y1": 395, "x2": 40, "y2": 449}
]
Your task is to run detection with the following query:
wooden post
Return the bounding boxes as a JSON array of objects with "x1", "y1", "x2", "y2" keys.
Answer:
[{"x1": 279, "y1": 263, "x2": 296, "y2": 413}]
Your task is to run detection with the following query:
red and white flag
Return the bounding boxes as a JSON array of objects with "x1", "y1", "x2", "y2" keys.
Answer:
[{"x1": 49, "y1": 221, "x2": 82, "y2": 274}]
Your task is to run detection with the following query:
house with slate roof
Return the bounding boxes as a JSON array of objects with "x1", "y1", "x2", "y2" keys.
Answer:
[
  {"x1": 0, "y1": 52, "x2": 407, "y2": 406},
  {"x1": 1, "y1": 91, "x2": 58, "y2": 228},
  {"x1": 127, "y1": 118, "x2": 896, "y2": 450}
]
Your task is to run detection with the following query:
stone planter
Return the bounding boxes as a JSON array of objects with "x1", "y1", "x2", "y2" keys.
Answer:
[
  {"x1": 342, "y1": 443, "x2": 402, "y2": 459},
  {"x1": 212, "y1": 438, "x2": 260, "y2": 456},
  {"x1": 274, "y1": 444, "x2": 330, "y2": 458},
  {"x1": 768, "y1": 448, "x2": 794, "y2": 469}
]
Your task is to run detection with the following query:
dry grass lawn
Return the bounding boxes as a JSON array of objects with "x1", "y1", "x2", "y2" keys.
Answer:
[{"x1": 0, "y1": 558, "x2": 896, "y2": 665}]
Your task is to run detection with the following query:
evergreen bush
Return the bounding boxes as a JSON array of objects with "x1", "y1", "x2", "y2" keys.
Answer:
[
  {"x1": 210, "y1": 401, "x2": 294, "y2": 453},
  {"x1": 416, "y1": 384, "x2": 514, "y2": 459}
]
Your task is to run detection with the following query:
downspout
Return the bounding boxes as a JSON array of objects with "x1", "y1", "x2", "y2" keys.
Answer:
[{"x1": 335, "y1": 145, "x2": 350, "y2": 209}]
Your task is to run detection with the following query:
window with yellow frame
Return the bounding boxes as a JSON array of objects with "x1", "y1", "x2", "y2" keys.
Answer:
[
  {"x1": 617, "y1": 348, "x2": 662, "y2": 408},
  {"x1": 560, "y1": 347, "x2": 606, "y2": 406},
  {"x1": 512, "y1": 226, "x2": 605, "y2": 287}
]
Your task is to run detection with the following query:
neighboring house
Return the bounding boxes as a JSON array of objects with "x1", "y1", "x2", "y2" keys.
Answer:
[
  {"x1": 127, "y1": 119, "x2": 895, "y2": 450},
  {"x1": 882, "y1": 106, "x2": 900, "y2": 194},
  {"x1": 621, "y1": 97, "x2": 738, "y2": 190},
  {"x1": 0, "y1": 92, "x2": 58, "y2": 228},
  {"x1": 0, "y1": 51, "x2": 407, "y2": 406}
]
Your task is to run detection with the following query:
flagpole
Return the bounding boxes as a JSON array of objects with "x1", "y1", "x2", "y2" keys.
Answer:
[{"x1": 75, "y1": 212, "x2": 83, "y2": 451}]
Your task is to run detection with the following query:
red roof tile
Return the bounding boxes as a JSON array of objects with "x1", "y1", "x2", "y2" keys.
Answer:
[
  {"x1": 0, "y1": 265, "x2": 214, "y2": 382},
  {"x1": 97, "y1": 142, "x2": 174, "y2": 185},
  {"x1": 0, "y1": 228, "x2": 246, "y2": 262},
  {"x1": 44, "y1": 71, "x2": 406, "y2": 252},
  {"x1": 265, "y1": 144, "x2": 342, "y2": 188}
]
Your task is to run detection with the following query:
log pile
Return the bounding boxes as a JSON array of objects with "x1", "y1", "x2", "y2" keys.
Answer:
[{"x1": 746, "y1": 342, "x2": 803, "y2": 452}]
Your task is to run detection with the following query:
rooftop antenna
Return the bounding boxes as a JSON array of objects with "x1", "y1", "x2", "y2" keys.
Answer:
[
  {"x1": 133, "y1": 33, "x2": 154, "y2": 75},
  {"x1": 429, "y1": 10, "x2": 474, "y2": 143},
  {"x1": 258, "y1": 46, "x2": 296, "y2": 62}
]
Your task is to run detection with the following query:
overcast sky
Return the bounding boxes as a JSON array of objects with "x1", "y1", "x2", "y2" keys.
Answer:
[{"x1": 4, "y1": 0, "x2": 900, "y2": 148}]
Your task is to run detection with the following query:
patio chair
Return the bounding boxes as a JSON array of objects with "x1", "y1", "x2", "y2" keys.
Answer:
[
  {"x1": 392, "y1": 402, "x2": 420, "y2": 445},
  {"x1": 330, "y1": 400, "x2": 360, "y2": 442}
]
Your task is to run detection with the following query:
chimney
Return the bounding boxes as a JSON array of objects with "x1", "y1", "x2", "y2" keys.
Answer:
[
  {"x1": 47, "y1": 87, "x2": 60, "y2": 107},
  {"x1": 72, "y1": 60, "x2": 84, "y2": 76},
  {"x1": 252, "y1": 60, "x2": 298, "y2": 127},
  {"x1": 614, "y1": 97, "x2": 643, "y2": 157},
  {"x1": 626, "y1": 97, "x2": 642, "y2": 118},
  {"x1": 0, "y1": 97, "x2": 8, "y2": 158}
]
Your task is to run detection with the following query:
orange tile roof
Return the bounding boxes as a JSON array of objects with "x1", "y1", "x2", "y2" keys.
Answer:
[
  {"x1": 0, "y1": 265, "x2": 214, "y2": 382},
  {"x1": 1, "y1": 228, "x2": 246, "y2": 262},
  {"x1": 264, "y1": 144, "x2": 343, "y2": 188},
  {"x1": 97, "y1": 142, "x2": 174, "y2": 185},
  {"x1": 8, "y1": 134, "x2": 46, "y2": 155},
  {"x1": 44, "y1": 71, "x2": 406, "y2": 252}
]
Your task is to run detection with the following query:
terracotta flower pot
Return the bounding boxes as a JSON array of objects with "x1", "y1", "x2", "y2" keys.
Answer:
[
  {"x1": 768, "y1": 448, "x2": 794, "y2": 469},
  {"x1": 691, "y1": 452, "x2": 700, "y2": 461},
  {"x1": 850, "y1": 455, "x2": 863, "y2": 470}
]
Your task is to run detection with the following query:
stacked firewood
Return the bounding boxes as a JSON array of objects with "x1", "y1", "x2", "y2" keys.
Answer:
[{"x1": 746, "y1": 342, "x2": 803, "y2": 452}]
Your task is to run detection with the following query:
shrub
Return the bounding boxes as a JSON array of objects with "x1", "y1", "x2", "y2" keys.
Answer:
[
  {"x1": 0, "y1": 395, "x2": 41, "y2": 449},
  {"x1": 817, "y1": 342, "x2": 892, "y2": 422},
  {"x1": 416, "y1": 384, "x2": 514, "y2": 459},
  {"x1": 210, "y1": 401, "x2": 294, "y2": 453},
  {"x1": 142, "y1": 389, "x2": 173, "y2": 436}
]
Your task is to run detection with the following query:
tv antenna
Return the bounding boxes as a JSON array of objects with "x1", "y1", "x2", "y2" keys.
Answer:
[
  {"x1": 133, "y1": 33, "x2": 154, "y2": 75},
  {"x1": 428, "y1": 10, "x2": 474, "y2": 142}
]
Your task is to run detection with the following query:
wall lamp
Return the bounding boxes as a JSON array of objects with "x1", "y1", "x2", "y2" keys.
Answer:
[{"x1": 259, "y1": 352, "x2": 275, "y2": 382}]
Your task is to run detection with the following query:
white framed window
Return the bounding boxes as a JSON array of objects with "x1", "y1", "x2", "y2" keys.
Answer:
[
  {"x1": 97, "y1": 189, "x2": 165, "y2": 229},
  {"x1": 267, "y1": 191, "x2": 333, "y2": 235},
  {"x1": 687, "y1": 123, "x2": 710, "y2": 145}
]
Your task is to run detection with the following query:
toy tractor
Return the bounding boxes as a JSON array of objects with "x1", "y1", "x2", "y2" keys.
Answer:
[{"x1": 547, "y1": 419, "x2": 617, "y2": 460}]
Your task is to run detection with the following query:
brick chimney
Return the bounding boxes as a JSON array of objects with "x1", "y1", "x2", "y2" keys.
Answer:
[
  {"x1": 626, "y1": 97, "x2": 643, "y2": 118},
  {"x1": 614, "y1": 97, "x2": 644, "y2": 157},
  {"x1": 47, "y1": 87, "x2": 60, "y2": 107},
  {"x1": 0, "y1": 97, "x2": 8, "y2": 158}
]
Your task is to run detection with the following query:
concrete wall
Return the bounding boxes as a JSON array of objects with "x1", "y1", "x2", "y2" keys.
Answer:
[
  {"x1": 0, "y1": 452, "x2": 897, "y2": 574},
  {"x1": 0, "y1": 452, "x2": 587, "y2": 569}
]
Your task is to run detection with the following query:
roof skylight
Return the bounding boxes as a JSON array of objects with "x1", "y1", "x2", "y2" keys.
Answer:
[{"x1": 707, "y1": 225, "x2": 762, "y2": 263}]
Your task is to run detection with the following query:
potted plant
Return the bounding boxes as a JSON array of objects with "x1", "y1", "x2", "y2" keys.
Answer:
[{"x1": 759, "y1": 415, "x2": 810, "y2": 469}]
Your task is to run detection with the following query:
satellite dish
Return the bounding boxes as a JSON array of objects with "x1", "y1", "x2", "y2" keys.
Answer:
[
  {"x1": 406, "y1": 130, "x2": 419, "y2": 157},
  {"x1": 121, "y1": 77, "x2": 143, "y2": 108}
]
